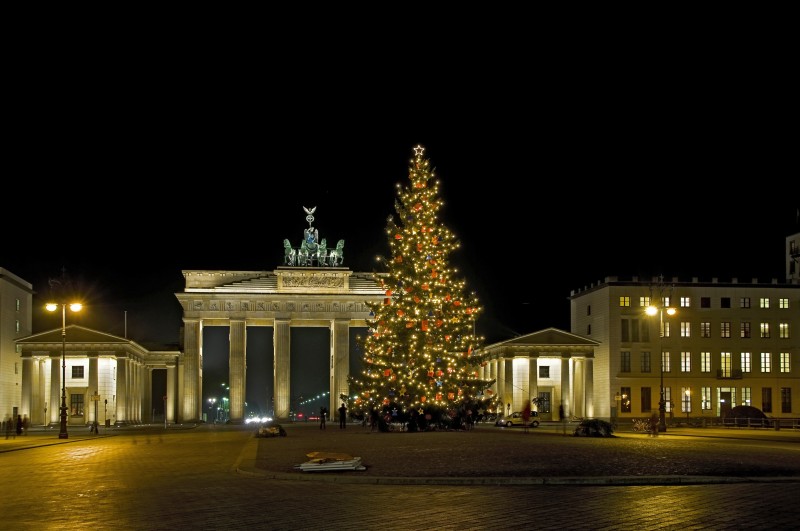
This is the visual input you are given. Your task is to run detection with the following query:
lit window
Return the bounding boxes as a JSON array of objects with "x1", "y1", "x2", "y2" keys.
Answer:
[
  {"x1": 70, "y1": 394, "x2": 85, "y2": 416},
  {"x1": 681, "y1": 351, "x2": 691, "y2": 372},
  {"x1": 681, "y1": 322, "x2": 691, "y2": 337},
  {"x1": 780, "y1": 352, "x2": 791, "y2": 373},
  {"x1": 662, "y1": 351, "x2": 671, "y2": 373},
  {"x1": 760, "y1": 298, "x2": 770, "y2": 309},
  {"x1": 761, "y1": 323, "x2": 770, "y2": 338},
  {"x1": 741, "y1": 387, "x2": 751, "y2": 406},
  {"x1": 621, "y1": 387, "x2": 631, "y2": 413},
  {"x1": 619, "y1": 296, "x2": 630, "y2": 307},
  {"x1": 700, "y1": 352, "x2": 711, "y2": 373},
  {"x1": 701, "y1": 386, "x2": 712, "y2": 410},
  {"x1": 720, "y1": 352, "x2": 731, "y2": 377},
  {"x1": 681, "y1": 387, "x2": 691, "y2": 413},
  {"x1": 640, "y1": 296, "x2": 650, "y2": 308},
  {"x1": 740, "y1": 297, "x2": 751, "y2": 309},
  {"x1": 15, "y1": 299, "x2": 20, "y2": 311},
  {"x1": 663, "y1": 322, "x2": 671, "y2": 338},
  {"x1": 721, "y1": 322, "x2": 731, "y2": 338},
  {"x1": 741, "y1": 352, "x2": 751, "y2": 373},
  {"x1": 779, "y1": 298, "x2": 789, "y2": 309},
  {"x1": 15, "y1": 320, "x2": 20, "y2": 333},
  {"x1": 700, "y1": 322, "x2": 711, "y2": 338},
  {"x1": 680, "y1": 297, "x2": 690, "y2": 308},
  {"x1": 760, "y1": 352, "x2": 771, "y2": 373},
  {"x1": 779, "y1": 323, "x2": 790, "y2": 339}
]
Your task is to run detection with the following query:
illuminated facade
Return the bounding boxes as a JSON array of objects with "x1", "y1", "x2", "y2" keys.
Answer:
[
  {"x1": 15, "y1": 326, "x2": 179, "y2": 426},
  {"x1": 0, "y1": 268, "x2": 32, "y2": 421},
  {"x1": 570, "y1": 275, "x2": 799, "y2": 422},
  {"x1": 479, "y1": 328, "x2": 598, "y2": 421},
  {"x1": 175, "y1": 268, "x2": 385, "y2": 423}
]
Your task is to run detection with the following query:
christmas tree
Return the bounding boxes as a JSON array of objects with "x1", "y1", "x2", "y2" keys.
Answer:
[{"x1": 349, "y1": 145, "x2": 496, "y2": 428}]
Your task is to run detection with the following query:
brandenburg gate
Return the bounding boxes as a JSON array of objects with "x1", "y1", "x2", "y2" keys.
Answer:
[{"x1": 174, "y1": 209, "x2": 384, "y2": 423}]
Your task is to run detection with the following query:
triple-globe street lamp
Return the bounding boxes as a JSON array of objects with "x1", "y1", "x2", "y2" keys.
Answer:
[
  {"x1": 645, "y1": 278, "x2": 676, "y2": 433},
  {"x1": 45, "y1": 301, "x2": 83, "y2": 439}
]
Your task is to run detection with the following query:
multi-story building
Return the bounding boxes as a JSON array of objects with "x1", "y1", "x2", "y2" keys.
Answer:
[
  {"x1": 0, "y1": 268, "x2": 33, "y2": 421},
  {"x1": 570, "y1": 232, "x2": 800, "y2": 423}
]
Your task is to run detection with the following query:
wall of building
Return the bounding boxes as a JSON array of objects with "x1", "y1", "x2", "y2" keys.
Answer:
[{"x1": 0, "y1": 268, "x2": 33, "y2": 420}]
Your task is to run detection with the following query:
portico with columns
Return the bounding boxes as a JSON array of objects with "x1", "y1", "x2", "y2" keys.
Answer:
[
  {"x1": 479, "y1": 327, "x2": 597, "y2": 420},
  {"x1": 174, "y1": 268, "x2": 385, "y2": 423}
]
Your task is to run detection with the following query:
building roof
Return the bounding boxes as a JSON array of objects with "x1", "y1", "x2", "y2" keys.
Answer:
[{"x1": 482, "y1": 327, "x2": 598, "y2": 350}]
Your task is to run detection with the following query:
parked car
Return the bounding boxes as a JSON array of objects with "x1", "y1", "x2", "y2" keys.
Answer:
[{"x1": 495, "y1": 410, "x2": 539, "y2": 428}]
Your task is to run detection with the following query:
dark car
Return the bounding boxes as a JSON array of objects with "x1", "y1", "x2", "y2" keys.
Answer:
[{"x1": 495, "y1": 410, "x2": 539, "y2": 428}]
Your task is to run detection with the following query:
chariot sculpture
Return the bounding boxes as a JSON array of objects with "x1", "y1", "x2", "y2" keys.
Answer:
[{"x1": 283, "y1": 207, "x2": 344, "y2": 267}]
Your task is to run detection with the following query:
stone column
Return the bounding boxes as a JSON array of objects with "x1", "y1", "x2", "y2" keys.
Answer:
[
  {"x1": 182, "y1": 319, "x2": 202, "y2": 422},
  {"x1": 116, "y1": 358, "x2": 127, "y2": 425},
  {"x1": 38, "y1": 358, "x2": 48, "y2": 425},
  {"x1": 584, "y1": 356, "x2": 594, "y2": 418},
  {"x1": 512, "y1": 356, "x2": 530, "y2": 412},
  {"x1": 89, "y1": 356, "x2": 98, "y2": 424},
  {"x1": 560, "y1": 356, "x2": 571, "y2": 417},
  {"x1": 573, "y1": 358, "x2": 585, "y2": 419},
  {"x1": 143, "y1": 367, "x2": 153, "y2": 423},
  {"x1": 229, "y1": 320, "x2": 247, "y2": 423},
  {"x1": 330, "y1": 319, "x2": 349, "y2": 414},
  {"x1": 273, "y1": 319, "x2": 291, "y2": 420},
  {"x1": 528, "y1": 354, "x2": 539, "y2": 411},
  {"x1": 49, "y1": 353, "x2": 60, "y2": 426},
  {"x1": 166, "y1": 361, "x2": 177, "y2": 424},
  {"x1": 21, "y1": 357, "x2": 33, "y2": 421}
]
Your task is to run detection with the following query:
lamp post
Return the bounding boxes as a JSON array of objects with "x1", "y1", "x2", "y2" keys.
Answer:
[
  {"x1": 46, "y1": 301, "x2": 82, "y2": 439},
  {"x1": 645, "y1": 276, "x2": 676, "y2": 433}
]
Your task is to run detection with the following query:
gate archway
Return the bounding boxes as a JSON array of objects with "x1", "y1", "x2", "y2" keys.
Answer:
[{"x1": 175, "y1": 268, "x2": 384, "y2": 422}]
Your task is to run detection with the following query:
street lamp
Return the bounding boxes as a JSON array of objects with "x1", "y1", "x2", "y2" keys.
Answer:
[
  {"x1": 45, "y1": 301, "x2": 83, "y2": 439},
  {"x1": 645, "y1": 277, "x2": 676, "y2": 433}
]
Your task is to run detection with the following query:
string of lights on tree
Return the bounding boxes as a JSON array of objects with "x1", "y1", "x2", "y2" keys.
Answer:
[{"x1": 348, "y1": 145, "x2": 497, "y2": 416}]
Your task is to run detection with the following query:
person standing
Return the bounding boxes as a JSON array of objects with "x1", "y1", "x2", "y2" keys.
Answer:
[
  {"x1": 16, "y1": 415, "x2": 23, "y2": 436},
  {"x1": 522, "y1": 402, "x2": 532, "y2": 434},
  {"x1": 338, "y1": 403, "x2": 347, "y2": 429},
  {"x1": 559, "y1": 403, "x2": 566, "y2": 435},
  {"x1": 650, "y1": 411, "x2": 660, "y2": 437},
  {"x1": 319, "y1": 407, "x2": 327, "y2": 430}
]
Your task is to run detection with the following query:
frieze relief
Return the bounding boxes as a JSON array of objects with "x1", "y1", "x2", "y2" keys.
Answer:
[
  {"x1": 281, "y1": 274, "x2": 345, "y2": 288},
  {"x1": 185, "y1": 298, "x2": 370, "y2": 315}
]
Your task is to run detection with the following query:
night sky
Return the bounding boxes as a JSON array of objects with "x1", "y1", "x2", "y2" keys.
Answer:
[{"x1": 6, "y1": 92, "x2": 798, "y2": 416}]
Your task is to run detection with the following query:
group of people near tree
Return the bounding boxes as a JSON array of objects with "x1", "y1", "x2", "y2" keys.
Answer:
[{"x1": 317, "y1": 403, "x2": 349, "y2": 429}]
